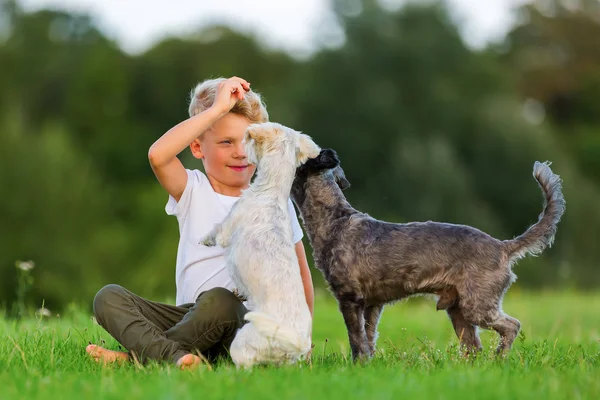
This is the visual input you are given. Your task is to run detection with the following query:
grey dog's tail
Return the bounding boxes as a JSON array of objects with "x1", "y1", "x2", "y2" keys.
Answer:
[{"x1": 503, "y1": 161, "x2": 566, "y2": 261}]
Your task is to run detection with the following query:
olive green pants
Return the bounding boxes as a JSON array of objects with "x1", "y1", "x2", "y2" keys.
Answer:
[{"x1": 92, "y1": 284, "x2": 248, "y2": 364}]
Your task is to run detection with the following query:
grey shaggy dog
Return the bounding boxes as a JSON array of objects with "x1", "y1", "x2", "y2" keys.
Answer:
[{"x1": 291, "y1": 149, "x2": 566, "y2": 361}]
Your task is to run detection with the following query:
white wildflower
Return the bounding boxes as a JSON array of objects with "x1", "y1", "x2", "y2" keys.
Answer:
[
  {"x1": 16, "y1": 260, "x2": 35, "y2": 271},
  {"x1": 36, "y1": 307, "x2": 51, "y2": 317}
]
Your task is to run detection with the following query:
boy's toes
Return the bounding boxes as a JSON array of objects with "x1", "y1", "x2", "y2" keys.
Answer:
[
  {"x1": 86, "y1": 344, "x2": 102, "y2": 359},
  {"x1": 176, "y1": 354, "x2": 202, "y2": 370},
  {"x1": 86, "y1": 344, "x2": 129, "y2": 364}
]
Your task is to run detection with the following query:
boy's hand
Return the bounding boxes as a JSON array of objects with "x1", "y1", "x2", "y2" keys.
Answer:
[{"x1": 211, "y1": 77, "x2": 251, "y2": 116}]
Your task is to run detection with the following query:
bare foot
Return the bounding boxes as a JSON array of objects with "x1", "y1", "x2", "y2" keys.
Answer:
[
  {"x1": 176, "y1": 353, "x2": 202, "y2": 370},
  {"x1": 86, "y1": 344, "x2": 129, "y2": 364}
]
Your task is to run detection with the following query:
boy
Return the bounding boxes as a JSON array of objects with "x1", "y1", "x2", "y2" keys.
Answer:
[{"x1": 86, "y1": 76, "x2": 314, "y2": 369}]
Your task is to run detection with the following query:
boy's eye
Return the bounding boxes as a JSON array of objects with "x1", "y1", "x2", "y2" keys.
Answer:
[{"x1": 219, "y1": 140, "x2": 232, "y2": 145}]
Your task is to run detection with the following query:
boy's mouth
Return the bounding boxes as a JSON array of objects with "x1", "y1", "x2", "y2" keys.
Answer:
[{"x1": 228, "y1": 165, "x2": 248, "y2": 172}]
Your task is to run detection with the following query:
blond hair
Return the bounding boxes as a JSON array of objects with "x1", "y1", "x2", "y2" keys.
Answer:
[{"x1": 188, "y1": 78, "x2": 269, "y2": 123}]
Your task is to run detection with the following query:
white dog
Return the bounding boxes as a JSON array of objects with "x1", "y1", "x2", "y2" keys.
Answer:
[{"x1": 200, "y1": 122, "x2": 320, "y2": 368}]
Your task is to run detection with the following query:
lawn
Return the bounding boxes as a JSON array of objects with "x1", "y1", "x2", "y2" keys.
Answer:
[{"x1": 1, "y1": 290, "x2": 599, "y2": 399}]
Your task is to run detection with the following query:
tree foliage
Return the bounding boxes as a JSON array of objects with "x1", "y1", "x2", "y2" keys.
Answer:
[{"x1": 1, "y1": 0, "x2": 599, "y2": 310}]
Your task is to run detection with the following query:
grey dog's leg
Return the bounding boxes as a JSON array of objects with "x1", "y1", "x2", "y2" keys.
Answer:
[
  {"x1": 446, "y1": 306, "x2": 482, "y2": 354},
  {"x1": 488, "y1": 314, "x2": 521, "y2": 354},
  {"x1": 364, "y1": 305, "x2": 383, "y2": 356},
  {"x1": 339, "y1": 300, "x2": 370, "y2": 361}
]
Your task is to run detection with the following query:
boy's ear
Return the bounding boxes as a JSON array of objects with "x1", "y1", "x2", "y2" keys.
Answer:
[
  {"x1": 297, "y1": 134, "x2": 321, "y2": 165},
  {"x1": 190, "y1": 137, "x2": 204, "y2": 159}
]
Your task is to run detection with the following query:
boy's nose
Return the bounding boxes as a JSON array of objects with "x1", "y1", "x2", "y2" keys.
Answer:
[{"x1": 233, "y1": 143, "x2": 247, "y2": 158}]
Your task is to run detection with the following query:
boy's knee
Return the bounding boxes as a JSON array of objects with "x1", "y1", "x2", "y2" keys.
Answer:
[
  {"x1": 197, "y1": 287, "x2": 247, "y2": 324},
  {"x1": 93, "y1": 284, "x2": 127, "y2": 320}
]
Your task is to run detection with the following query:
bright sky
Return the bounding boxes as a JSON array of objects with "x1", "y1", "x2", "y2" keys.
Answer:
[{"x1": 19, "y1": 0, "x2": 531, "y2": 56}]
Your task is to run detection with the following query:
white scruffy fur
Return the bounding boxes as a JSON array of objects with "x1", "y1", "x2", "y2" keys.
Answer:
[{"x1": 200, "y1": 122, "x2": 320, "y2": 368}]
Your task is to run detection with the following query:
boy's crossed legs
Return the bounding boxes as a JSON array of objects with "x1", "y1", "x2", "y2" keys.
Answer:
[{"x1": 86, "y1": 284, "x2": 247, "y2": 369}]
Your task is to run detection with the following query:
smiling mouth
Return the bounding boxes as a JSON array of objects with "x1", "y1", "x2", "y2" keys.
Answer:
[{"x1": 228, "y1": 165, "x2": 248, "y2": 172}]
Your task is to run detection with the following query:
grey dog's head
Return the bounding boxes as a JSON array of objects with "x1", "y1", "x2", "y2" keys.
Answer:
[{"x1": 292, "y1": 149, "x2": 351, "y2": 207}]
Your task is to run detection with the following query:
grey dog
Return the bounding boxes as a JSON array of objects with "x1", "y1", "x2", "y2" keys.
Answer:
[{"x1": 291, "y1": 149, "x2": 565, "y2": 361}]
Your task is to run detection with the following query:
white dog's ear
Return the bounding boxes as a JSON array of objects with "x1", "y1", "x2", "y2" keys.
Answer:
[
  {"x1": 297, "y1": 134, "x2": 321, "y2": 165},
  {"x1": 246, "y1": 123, "x2": 272, "y2": 144},
  {"x1": 244, "y1": 137, "x2": 259, "y2": 165}
]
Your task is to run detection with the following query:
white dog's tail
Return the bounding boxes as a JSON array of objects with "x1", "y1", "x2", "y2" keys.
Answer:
[{"x1": 244, "y1": 311, "x2": 311, "y2": 355}]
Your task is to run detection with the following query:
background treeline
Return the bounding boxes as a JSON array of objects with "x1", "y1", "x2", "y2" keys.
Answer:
[{"x1": 1, "y1": 0, "x2": 599, "y2": 311}]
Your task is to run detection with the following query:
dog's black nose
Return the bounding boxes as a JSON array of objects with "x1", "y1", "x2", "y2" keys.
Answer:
[
  {"x1": 317, "y1": 149, "x2": 339, "y2": 168},
  {"x1": 319, "y1": 149, "x2": 336, "y2": 161}
]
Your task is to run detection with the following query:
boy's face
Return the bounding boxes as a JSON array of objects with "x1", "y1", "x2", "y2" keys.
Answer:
[{"x1": 191, "y1": 113, "x2": 256, "y2": 196}]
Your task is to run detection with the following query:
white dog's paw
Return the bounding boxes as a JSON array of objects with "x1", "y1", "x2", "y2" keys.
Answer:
[
  {"x1": 215, "y1": 234, "x2": 232, "y2": 248},
  {"x1": 232, "y1": 288, "x2": 248, "y2": 302},
  {"x1": 200, "y1": 234, "x2": 217, "y2": 247}
]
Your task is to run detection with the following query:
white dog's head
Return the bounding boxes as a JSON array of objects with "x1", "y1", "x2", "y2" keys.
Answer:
[{"x1": 244, "y1": 122, "x2": 320, "y2": 167}]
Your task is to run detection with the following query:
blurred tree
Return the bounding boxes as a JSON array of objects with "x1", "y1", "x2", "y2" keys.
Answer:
[
  {"x1": 293, "y1": 0, "x2": 600, "y2": 286},
  {"x1": 1, "y1": 0, "x2": 600, "y2": 311},
  {"x1": 499, "y1": 0, "x2": 600, "y2": 179}
]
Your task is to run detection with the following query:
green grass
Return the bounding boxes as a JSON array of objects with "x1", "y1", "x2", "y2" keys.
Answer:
[{"x1": 1, "y1": 290, "x2": 599, "y2": 399}]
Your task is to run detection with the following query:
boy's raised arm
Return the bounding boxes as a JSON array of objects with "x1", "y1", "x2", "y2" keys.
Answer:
[
  {"x1": 148, "y1": 107, "x2": 222, "y2": 202},
  {"x1": 148, "y1": 77, "x2": 250, "y2": 201}
]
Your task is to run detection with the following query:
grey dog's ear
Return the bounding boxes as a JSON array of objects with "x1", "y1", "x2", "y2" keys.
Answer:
[{"x1": 332, "y1": 166, "x2": 351, "y2": 190}]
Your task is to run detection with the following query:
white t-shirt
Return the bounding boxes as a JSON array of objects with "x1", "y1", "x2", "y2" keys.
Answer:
[{"x1": 166, "y1": 169, "x2": 304, "y2": 305}]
